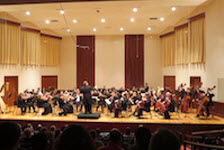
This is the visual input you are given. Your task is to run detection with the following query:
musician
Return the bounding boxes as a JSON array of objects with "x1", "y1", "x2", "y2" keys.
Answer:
[
  {"x1": 114, "y1": 99, "x2": 122, "y2": 118},
  {"x1": 96, "y1": 91, "x2": 106, "y2": 112},
  {"x1": 144, "y1": 83, "x2": 149, "y2": 92},
  {"x1": 41, "y1": 92, "x2": 53, "y2": 115},
  {"x1": 58, "y1": 91, "x2": 74, "y2": 116},
  {"x1": 80, "y1": 81, "x2": 93, "y2": 114},
  {"x1": 17, "y1": 93, "x2": 27, "y2": 115},
  {"x1": 206, "y1": 86, "x2": 215, "y2": 118},
  {"x1": 26, "y1": 90, "x2": 36, "y2": 113},
  {"x1": 73, "y1": 88, "x2": 83, "y2": 112}
]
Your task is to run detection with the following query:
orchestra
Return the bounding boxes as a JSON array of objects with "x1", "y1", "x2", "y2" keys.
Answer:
[{"x1": 0, "y1": 82, "x2": 216, "y2": 119}]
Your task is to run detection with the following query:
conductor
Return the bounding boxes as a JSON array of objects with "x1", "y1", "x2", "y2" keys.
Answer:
[{"x1": 80, "y1": 81, "x2": 93, "y2": 114}]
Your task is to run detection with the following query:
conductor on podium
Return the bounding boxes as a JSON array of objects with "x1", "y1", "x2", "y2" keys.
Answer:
[{"x1": 80, "y1": 81, "x2": 93, "y2": 114}]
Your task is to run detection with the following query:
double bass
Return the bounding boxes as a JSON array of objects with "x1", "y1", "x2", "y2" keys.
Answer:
[{"x1": 196, "y1": 86, "x2": 216, "y2": 117}]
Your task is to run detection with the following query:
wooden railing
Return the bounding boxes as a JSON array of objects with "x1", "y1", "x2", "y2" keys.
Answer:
[{"x1": 183, "y1": 140, "x2": 224, "y2": 150}]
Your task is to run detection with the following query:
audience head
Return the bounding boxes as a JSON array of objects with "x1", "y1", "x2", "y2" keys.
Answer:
[
  {"x1": 125, "y1": 127, "x2": 131, "y2": 135},
  {"x1": 50, "y1": 125, "x2": 56, "y2": 132},
  {"x1": 109, "y1": 128, "x2": 122, "y2": 144},
  {"x1": 149, "y1": 128, "x2": 180, "y2": 150},
  {"x1": 23, "y1": 128, "x2": 32, "y2": 139},
  {"x1": 135, "y1": 126, "x2": 151, "y2": 150},
  {"x1": 30, "y1": 132, "x2": 49, "y2": 150},
  {"x1": 56, "y1": 124, "x2": 95, "y2": 150},
  {"x1": 90, "y1": 130, "x2": 97, "y2": 140},
  {"x1": 0, "y1": 122, "x2": 21, "y2": 150}
]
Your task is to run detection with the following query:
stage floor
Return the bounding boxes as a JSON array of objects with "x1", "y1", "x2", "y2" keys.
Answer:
[{"x1": 0, "y1": 106, "x2": 224, "y2": 125}]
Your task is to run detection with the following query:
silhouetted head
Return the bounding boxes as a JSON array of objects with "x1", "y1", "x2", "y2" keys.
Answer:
[
  {"x1": 109, "y1": 128, "x2": 122, "y2": 144},
  {"x1": 149, "y1": 128, "x2": 180, "y2": 150},
  {"x1": 135, "y1": 126, "x2": 151, "y2": 150},
  {"x1": 0, "y1": 122, "x2": 21, "y2": 150},
  {"x1": 56, "y1": 124, "x2": 95, "y2": 150}
]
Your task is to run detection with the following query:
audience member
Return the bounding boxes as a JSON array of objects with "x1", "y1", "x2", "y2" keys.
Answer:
[
  {"x1": 0, "y1": 122, "x2": 21, "y2": 150},
  {"x1": 55, "y1": 124, "x2": 95, "y2": 150},
  {"x1": 148, "y1": 128, "x2": 180, "y2": 150},
  {"x1": 99, "y1": 128, "x2": 124, "y2": 150},
  {"x1": 90, "y1": 130, "x2": 104, "y2": 149},
  {"x1": 129, "y1": 126, "x2": 151, "y2": 150},
  {"x1": 123, "y1": 127, "x2": 134, "y2": 145}
]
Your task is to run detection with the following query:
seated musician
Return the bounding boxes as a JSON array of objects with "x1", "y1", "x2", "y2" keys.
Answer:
[
  {"x1": 96, "y1": 90, "x2": 106, "y2": 112},
  {"x1": 114, "y1": 99, "x2": 122, "y2": 118},
  {"x1": 40, "y1": 92, "x2": 53, "y2": 115},
  {"x1": 73, "y1": 89, "x2": 83, "y2": 112},
  {"x1": 58, "y1": 91, "x2": 74, "y2": 116},
  {"x1": 132, "y1": 96, "x2": 146, "y2": 119},
  {"x1": 17, "y1": 93, "x2": 27, "y2": 115},
  {"x1": 26, "y1": 90, "x2": 36, "y2": 113}
]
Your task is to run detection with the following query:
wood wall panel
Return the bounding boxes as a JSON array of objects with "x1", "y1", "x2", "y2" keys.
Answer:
[
  {"x1": 4, "y1": 76, "x2": 18, "y2": 106},
  {"x1": 125, "y1": 35, "x2": 144, "y2": 89},
  {"x1": 164, "y1": 76, "x2": 176, "y2": 93},
  {"x1": 41, "y1": 76, "x2": 58, "y2": 90},
  {"x1": 214, "y1": 101, "x2": 224, "y2": 117},
  {"x1": 77, "y1": 36, "x2": 95, "y2": 88}
]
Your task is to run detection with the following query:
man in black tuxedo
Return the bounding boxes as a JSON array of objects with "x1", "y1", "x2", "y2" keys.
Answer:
[{"x1": 80, "y1": 81, "x2": 93, "y2": 114}]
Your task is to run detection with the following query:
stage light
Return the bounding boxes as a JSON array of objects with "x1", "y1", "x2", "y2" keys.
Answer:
[
  {"x1": 25, "y1": 11, "x2": 31, "y2": 16},
  {"x1": 67, "y1": 28, "x2": 71, "y2": 32},
  {"x1": 120, "y1": 27, "x2": 124, "y2": 31},
  {"x1": 93, "y1": 28, "x2": 97, "y2": 32},
  {"x1": 60, "y1": 9, "x2": 65, "y2": 15},
  {"x1": 147, "y1": 27, "x2": 152, "y2": 31},
  {"x1": 160, "y1": 17, "x2": 165, "y2": 21},
  {"x1": 130, "y1": 18, "x2": 135, "y2": 22},
  {"x1": 132, "y1": 8, "x2": 138, "y2": 12},
  {"x1": 171, "y1": 7, "x2": 177, "y2": 11},
  {"x1": 101, "y1": 18, "x2": 106, "y2": 23},
  {"x1": 45, "y1": 20, "x2": 50, "y2": 24},
  {"x1": 73, "y1": 19, "x2": 78, "y2": 23}
]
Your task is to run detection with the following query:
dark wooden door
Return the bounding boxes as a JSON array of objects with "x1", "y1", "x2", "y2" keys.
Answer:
[
  {"x1": 77, "y1": 35, "x2": 95, "y2": 88},
  {"x1": 4, "y1": 76, "x2": 18, "y2": 106},
  {"x1": 164, "y1": 76, "x2": 176, "y2": 93},
  {"x1": 125, "y1": 35, "x2": 144, "y2": 89},
  {"x1": 190, "y1": 76, "x2": 201, "y2": 89},
  {"x1": 41, "y1": 76, "x2": 58, "y2": 90}
]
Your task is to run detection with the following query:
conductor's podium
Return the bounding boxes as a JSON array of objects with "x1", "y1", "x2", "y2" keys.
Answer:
[{"x1": 78, "y1": 113, "x2": 101, "y2": 119}]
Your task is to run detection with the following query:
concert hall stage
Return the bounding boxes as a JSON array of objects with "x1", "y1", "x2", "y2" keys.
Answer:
[{"x1": 0, "y1": 107, "x2": 223, "y2": 134}]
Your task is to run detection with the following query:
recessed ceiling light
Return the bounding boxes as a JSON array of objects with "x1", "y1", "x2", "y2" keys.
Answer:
[
  {"x1": 67, "y1": 28, "x2": 71, "y2": 32},
  {"x1": 93, "y1": 28, "x2": 97, "y2": 32},
  {"x1": 73, "y1": 19, "x2": 78, "y2": 23},
  {"x1": 130, "y1": 18, "x2": 135, "y2": 22},
  {"x1": 171, "y1": 7, "x2": 177, "y2": 11},
  {"x1": 147, "y1": 27, "x2": 152, "y2": 31},
  {"x1": 120, "y1": 27, "x2": 124, "y2": 31},
  {"x1": 60, "y1": 10, "x2": 65, "y2": 15},
  {"x1": 132, "y1": 8, "x2": 138, "y2": 12},
  {"x1": 160, "y1": 17, "x2": 165, "y2": 21},
  {"x1": 45, "y1": 20, "x2": 50, "y2": 24},
  {"x1": 101, "y1": 18, "x2": 106, "y2": 23},
  {"x1": 25, "y1": 11, "x2": 31, "y2": 16}
]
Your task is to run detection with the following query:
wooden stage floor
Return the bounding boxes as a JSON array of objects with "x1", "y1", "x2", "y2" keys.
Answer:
[{"x1": 0, "y1": 106, "x2": 223, "y2": 125}]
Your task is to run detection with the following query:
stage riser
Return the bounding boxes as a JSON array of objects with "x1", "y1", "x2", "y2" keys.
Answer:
[{"x1": 0, "y1": 119, "x2": 223, "y2": 134}]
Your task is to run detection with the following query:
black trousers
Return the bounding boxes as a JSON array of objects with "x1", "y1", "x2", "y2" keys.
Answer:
[{"x1": 84, "y1": 102, "x2": 92, "y2": 113}]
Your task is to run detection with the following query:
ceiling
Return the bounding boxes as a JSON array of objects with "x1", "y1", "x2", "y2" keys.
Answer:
[{"x1": 0, "y1": 0, "x2": 208, "y2": 36}]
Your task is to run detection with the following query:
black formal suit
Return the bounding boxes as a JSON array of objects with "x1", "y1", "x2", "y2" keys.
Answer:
[{"x1": 80, "y1": 85, "x2": 93, "y2": 113}]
